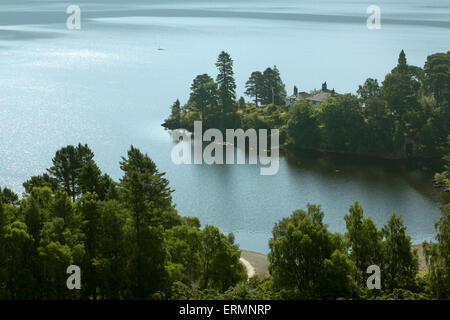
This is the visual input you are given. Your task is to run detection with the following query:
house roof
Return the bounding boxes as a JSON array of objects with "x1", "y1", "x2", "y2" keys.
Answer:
[
  {"x1": 307, "y1": 91, "x2": 334, "y2": 103},
  {"x1": 287, "y1": 84, "x2": 341, "y2": 105},
  {"x1": 288, "y1": 92, "x2": 311, "y2": 100}
]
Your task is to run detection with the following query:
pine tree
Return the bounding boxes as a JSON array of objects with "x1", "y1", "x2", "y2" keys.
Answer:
[
  {"x1": 397, "y1": 50, "x2": 408, "y2": 73},
  {"x1": 261, "y1": 66, "x2": 286, "y2": 105},
  {"x1": 48, "y1": 144, "x2": 94, "y2": 201},
  {"x1": 188, "y1": 74, "x2": 218, "y2": 122},
  {"x1": 245, "y1": 71, "x2": 264, "y2": 107},
  {"x1": 170, "y1": 99, "x2": 181, "y2": 128},
  {"x1": 215, "y1": 51, "x2": 236, "y2": 113},
  {"x1": 119, "y1": 146, "x2": 177, "y2": 297}
]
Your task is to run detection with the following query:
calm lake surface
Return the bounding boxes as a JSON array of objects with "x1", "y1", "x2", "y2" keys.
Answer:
[{"x1": 1, "y1": 0, "x2": 449, "y2": 253}]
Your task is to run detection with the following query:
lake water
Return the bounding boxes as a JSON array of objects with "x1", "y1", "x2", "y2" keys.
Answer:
[{"x1": 1, "y1": 0, "x2": 449, "y2": 253}]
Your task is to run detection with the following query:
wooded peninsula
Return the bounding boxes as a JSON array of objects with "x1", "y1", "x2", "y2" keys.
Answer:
[{"x1": 163, "y1": 51, "x2": 450, "y2": 164}]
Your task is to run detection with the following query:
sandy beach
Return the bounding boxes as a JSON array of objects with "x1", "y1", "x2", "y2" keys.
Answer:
[{"x1": 241, "y1": 244, "x2": 428, "y2": 279}]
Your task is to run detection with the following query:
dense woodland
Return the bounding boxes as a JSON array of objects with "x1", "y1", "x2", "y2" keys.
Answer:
[
  {"x1": 0, "y1": 143, "x2": 449, "y2": 300},
  {"x1": 0, "y1": 145, "x2": 246, "y2": 300},
  {"x1": 164, "y1": 50, "x2": 450, "y2": 160}
]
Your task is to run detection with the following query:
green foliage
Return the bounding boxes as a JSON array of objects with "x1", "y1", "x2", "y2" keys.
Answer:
[
  {"x1": 268, "y1": 204, "x2": 357, "y2": 299},
  {"x1": 78, "y1": 160, "x2": 112, "y2": 201},
  {"x1": 423, "y1": 51, "x2": 450, "y2": 105},
  {"x1": 163, "y1": 52, "x2": 289, "y2": 135},
  {"x1": 23, "y1": 173, "x2": 58, "y2": 194},
  {"x1": 199, "y1": 226, "x2": 246, "y2": 291},
  {"x1": 396, "y1": 50, "x2": 408, "y2": 74},
  {"x1": 320, "y1": 94, "x2": 365, "y2": 152},
  {"x1": 0, "y1": 187, "x2": 19, "y2": 205},
  {"x1": 286, "y1": 100, "x2": 321, "y2": 150},
  {"x1": 423, "y1": 203, "x2": 450, "y2": 299},
  {"x1": 433, "y1": 136, "x2": 450, "y2": 191},
  {"x1": 318, "y1": 249, "x2": 359, "y2": 299},
  {"x1": 357, "y1": 78, "x2": 381, "y2": 103},
  {"x1": 370, "y1": 288, "x2": 431, "y2": 300},
  {"x1": 0, "y1": 145, "x2": 245, "y2": 300},
  {"x1": 344, "y1": 202, "x2": 383, "y2": 284},
  {"x1": 245, "y1": 71, "x2": 264, "y2": 107},
  {"x1": 216, "y1": 51, "x2": 236, "y2": 113},
  {"x1": 47, "y1": 143, "x2": 94, "y2": 201},
  {"x1": 22, "y1": 187, "x2": 53, "y2": 244},
  {"x1": 381, "y1": 213, "x2": 419, "y2": 292},
  {"x1": 2, "y1": 221, "x2": 38, "y2": 299},
  {"x1": 261, "y1": 66, "x2": 286, "y2": 105},
  {"x1": 3, "y1": 49, "x2": 450, "y2": 301},
  {"x1": 1, "y1": 165, "x2": 448, "y2": 300},
  {"x1": 38, "y1": 241, "x2": 73, "y2": 299},
  {"x1": 188, "y1": 74, "x2": 219, "y2": 124},
  {"x1": 381, "y1": 72, "x2": 421, "y2": 125},
  {"x1": 364, "y1": 96, "x2": 395, "y2": 153},
  {"x1": 166, "y1": 218, "x2": 202, "y2": 286},
  {"x1": 163, "y1": 50, "x2": 449, "y2": 160}
]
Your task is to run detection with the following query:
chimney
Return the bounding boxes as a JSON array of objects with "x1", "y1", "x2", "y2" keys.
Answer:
[
  {"x1": 293, "y1": 85, "x2": 298, "y2": 96},
  {"x1": 322, "y1": 82, "x2": 327, "y2": 91}
]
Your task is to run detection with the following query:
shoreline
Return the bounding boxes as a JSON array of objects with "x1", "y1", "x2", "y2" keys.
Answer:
[{"x1": 241, "y1": 244, "x2": 429, "y2": 276}]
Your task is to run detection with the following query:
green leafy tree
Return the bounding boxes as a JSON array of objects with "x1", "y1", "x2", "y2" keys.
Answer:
[
  {"x1": 422, "y1": 52, "x2": 450, "y2": 150},
  {"x1": 0, "y1": 201, "x2": 6, "y2": 235},
  {"x1": 38, "y1": 241, "x2": 73, "y2": 299},
  {"x1": 423, "y1": 203, "x2": 450, "y2": 299},
  {"x1": 357, "y1": 78, "x2": 381, "y2": 103},
  {"x1": 22, "y1": 187, "x2": 53, "y2": 244},
  {"x1": 0, "y1": 201, "x2": 7, "y2": 298},
  {"x1": 200, "y1": 225, "x2": 246, "y2": 291},
  {"x1": 382, "y1": 51, "x2": 422, "y2": 130},
  {"x1": 364, "y1": 96, "x2": 395, "y2": 153},
  {"x1": 344, "y1": 201, "x2": 383, "y2": 284},
  {"x1": 382, "y1": 72, "x2": 421, "y2": 125},
  {"x1": 94, "y1": 200, "x2": 127, "y2": 299},
  {"x1": 0, "y1": 187, "x2": 18, "y2": 205},
  {"x1": 423, "y1": 51, "x2": 450, "y2": 105},
  {"x1": 78, "y1": 193, "x2": 102, "y2": 299},
  {"x1": 318, "y1": 249, "x2": 359, "y2": 299},
  {"x1": 381, "y1": 213, "x2": 418, "y2": 292},
  {"x1": 434, "y1": 136, "x2": 450, "y2": 190},
  {"x1": 268, "y1": 204, "x2": 357, "y2": 299},
  {"x1": 166, "y1": 217, "x2": 203, "y2": 287},
  {"x1": 2, "y1": 221, "x2": 38, "y2": 299},
  {"x1": 52, "y1": 190, "x2": 74, "y2": 228},
  {"x1": 320, "y1": 94, "x2": 365, "y2": 152},
  {"x1": 286, "y1": 100, "x2": 321, "y2": 150}
]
